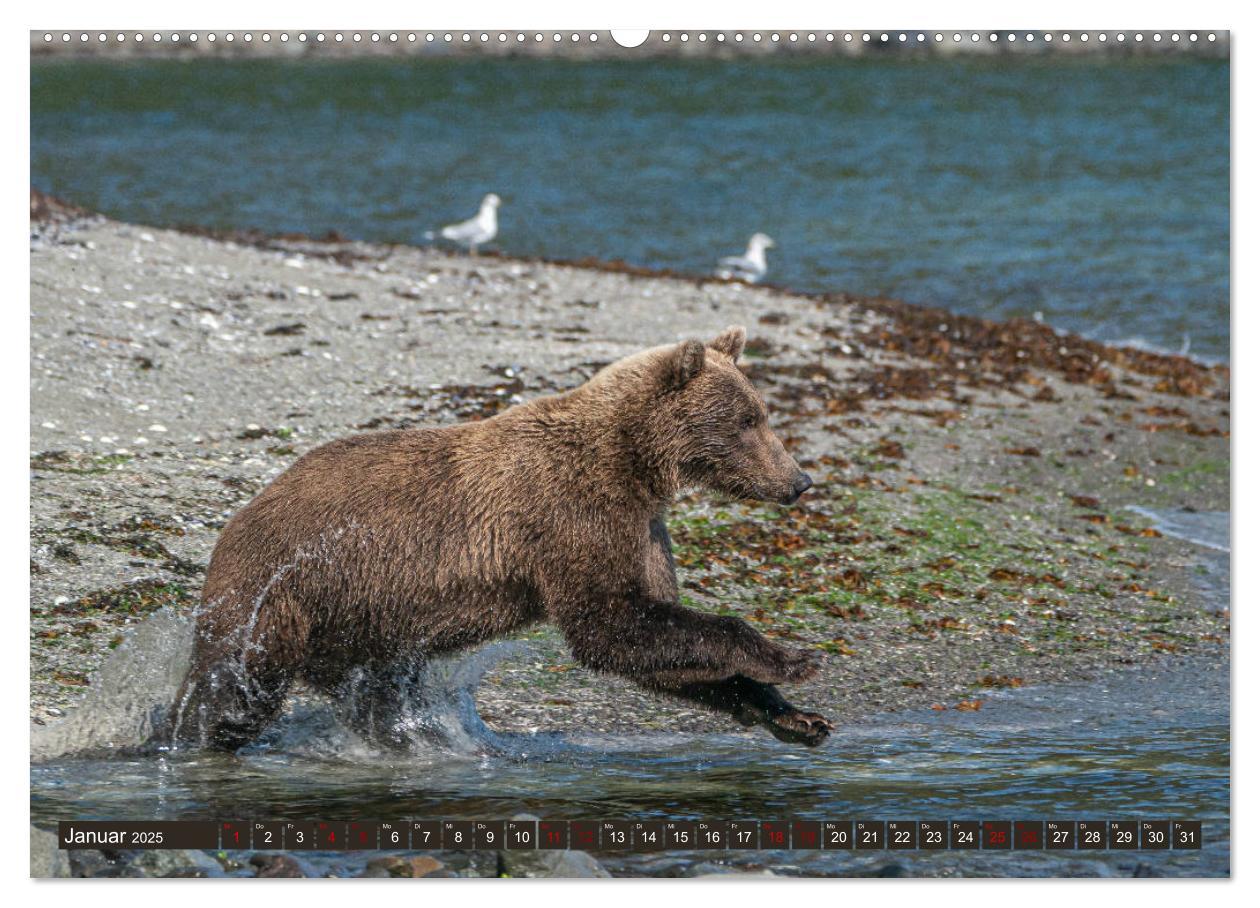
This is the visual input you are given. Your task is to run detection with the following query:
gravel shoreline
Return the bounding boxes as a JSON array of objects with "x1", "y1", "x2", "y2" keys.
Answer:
[{"x1": 30, "y1": 194, "x2": 1229, "y2": 743}]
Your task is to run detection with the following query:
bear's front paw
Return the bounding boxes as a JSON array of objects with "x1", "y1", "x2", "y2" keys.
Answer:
[{"x1": 766, "y1": 708, "x2": 834, "y2": 747}]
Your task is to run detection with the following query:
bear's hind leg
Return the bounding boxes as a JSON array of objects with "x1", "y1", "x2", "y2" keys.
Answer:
[
  {"x1": 308, "y1": 656, "x2": 430, "y2": 750},
  {"x1": 168, "y1": 647, "x2": 296, "y2": 751},
  {"x1": 166, "y1": 594, "x2": 309, "y2": 751}
]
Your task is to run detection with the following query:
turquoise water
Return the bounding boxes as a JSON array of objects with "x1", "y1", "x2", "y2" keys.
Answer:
[{"x1": 30, "y1": 57, "x2": 1229, "y2": 358}]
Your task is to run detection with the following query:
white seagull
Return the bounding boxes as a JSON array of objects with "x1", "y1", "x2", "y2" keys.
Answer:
[
  {"x1": 439, "y1": 193, "x2": 500, "y2": 254},
  {"x1": 716, "y1": 233, "x2": 776, "y2": 283}
]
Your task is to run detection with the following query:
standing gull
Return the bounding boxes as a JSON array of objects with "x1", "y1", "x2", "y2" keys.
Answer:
[
  {"x1": 716, "y1": 233, "x2": 776, "y2": 283},
  {"x1": 439, "y1": 193, "x2": 500, "y2": 254}
]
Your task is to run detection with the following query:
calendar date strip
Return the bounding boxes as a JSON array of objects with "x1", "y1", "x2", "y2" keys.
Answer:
[{"x1": 58, "y1": 819, "x2": 1204, "y2": 851}]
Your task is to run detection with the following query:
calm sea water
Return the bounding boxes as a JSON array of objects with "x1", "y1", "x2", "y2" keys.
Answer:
[{"x1": 31, "y1": 58, "x2": 1228, "y2": 358}]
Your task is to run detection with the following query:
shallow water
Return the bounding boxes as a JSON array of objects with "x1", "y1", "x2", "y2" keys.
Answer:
[
  {"x1": 30, "y1": 57, "x2": 1228, "y2": 359},
  {"x1": 1129, "y1": 507, "x2": 1230, "y2": 613},
  {"x1": 30, "y1": 656, "x2": 1230, "y2": 877}
]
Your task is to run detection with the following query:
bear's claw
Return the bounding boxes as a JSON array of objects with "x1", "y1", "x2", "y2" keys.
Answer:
[{"x1": 767, "y1": 708, "x2": 834, "y2": 747}]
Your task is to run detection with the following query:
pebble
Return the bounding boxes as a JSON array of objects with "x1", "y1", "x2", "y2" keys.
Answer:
[
  {"x1": 364, "y1": 854, "x2": 446, "y2": 878},
  {"x1": 250, "y1": 853, "x2": 304, "y2": 878},
  {"x1": 29, "y1": 826, "x2": 71, "y2": 878},
  {"x1": 131, "y1": 849, "x2": 226, "y2": 878}
]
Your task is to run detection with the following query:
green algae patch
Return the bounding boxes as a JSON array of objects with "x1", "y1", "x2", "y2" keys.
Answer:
[
  {"x1": 667, "y1": 468, "x2": 1219, "y2": 669},
  {"x1": 40, "y1": 516, "x2": 203, "y2": 578},
  {"x1": 42, "y1": 579, "x2": 195, "y2": 620},
  {"x1": 30, "y1": 451, "x2": 134, "y2": 475}
]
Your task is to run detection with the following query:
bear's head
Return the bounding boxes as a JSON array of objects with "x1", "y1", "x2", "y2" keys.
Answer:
[{"x1": 653, "y1": 326, "x2": 813, "y2": 506}]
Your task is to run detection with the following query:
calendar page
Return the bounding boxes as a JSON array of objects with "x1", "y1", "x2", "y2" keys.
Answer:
[{"x1": 28, "y1": 23, "x2": 1230, "y2": 882}]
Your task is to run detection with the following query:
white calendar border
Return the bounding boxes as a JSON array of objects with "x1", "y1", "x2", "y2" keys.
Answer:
[{"x1": 6, "y1": 0, "x2": 1248, "y2": 902}]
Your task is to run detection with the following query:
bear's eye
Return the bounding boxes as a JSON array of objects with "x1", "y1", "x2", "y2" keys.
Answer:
[{"x1": 740, "y1": 413, "x2": 758, "y2": 430}]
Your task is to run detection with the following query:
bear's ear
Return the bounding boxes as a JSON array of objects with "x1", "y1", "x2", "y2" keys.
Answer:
[
  {"x1": 665, "y1": 339, "x2": 707, "y2": 389},
  {"x1": 709, "y1": 325, "x2": 747, "y2": 363}
]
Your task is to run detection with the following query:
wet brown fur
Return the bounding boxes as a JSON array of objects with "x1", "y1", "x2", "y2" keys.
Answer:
[{"x1": 172, "y1": 327, "x2": 833, "y2": 749}]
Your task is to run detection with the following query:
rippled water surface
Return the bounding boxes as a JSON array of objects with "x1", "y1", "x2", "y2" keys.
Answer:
[
  {"x1": 31, "y1": 655, "x2": 1229, "y2": 876},
  {"x1": 30, "y1": 57, "x2": 1229, "y2": 358}
]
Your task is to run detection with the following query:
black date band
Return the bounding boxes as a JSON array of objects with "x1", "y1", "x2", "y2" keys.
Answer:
[{"x1": 56, "y1": 819, "x2": 1204, "y2": 851}]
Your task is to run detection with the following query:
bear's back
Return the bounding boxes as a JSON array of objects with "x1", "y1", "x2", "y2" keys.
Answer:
[{"x1": 200, "y1": 422, "x2": 564, "y2": 642}]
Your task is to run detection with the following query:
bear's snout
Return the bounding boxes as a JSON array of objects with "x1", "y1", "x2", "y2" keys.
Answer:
[{"x1": 782, "y1": 471, "x2": 813, "y2": 505}]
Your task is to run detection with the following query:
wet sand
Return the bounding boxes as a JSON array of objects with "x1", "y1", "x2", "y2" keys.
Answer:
[{"x1": 29, "y1": 193, "x2": 1229, "y2": 742}]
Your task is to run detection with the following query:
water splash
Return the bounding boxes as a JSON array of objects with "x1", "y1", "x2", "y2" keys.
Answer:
[
  {"x1": 31, "y1": 605, "x2": 535, "y2": 763},
  {"x1": 30, "y1": 608, "x2": 196, "y2": 762},
  {"x1": 248, "y1": 642, "x2": 533, "y2": 759}
]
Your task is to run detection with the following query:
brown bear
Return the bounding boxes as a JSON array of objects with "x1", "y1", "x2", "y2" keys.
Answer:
[{"x1": 169, "y1": 326, "x2": 833, "y2": 751}]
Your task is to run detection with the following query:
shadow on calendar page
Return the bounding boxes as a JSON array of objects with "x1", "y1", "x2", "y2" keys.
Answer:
[{"x1": 29, "y1": 27, "x2": 1230, "y2": 880}]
